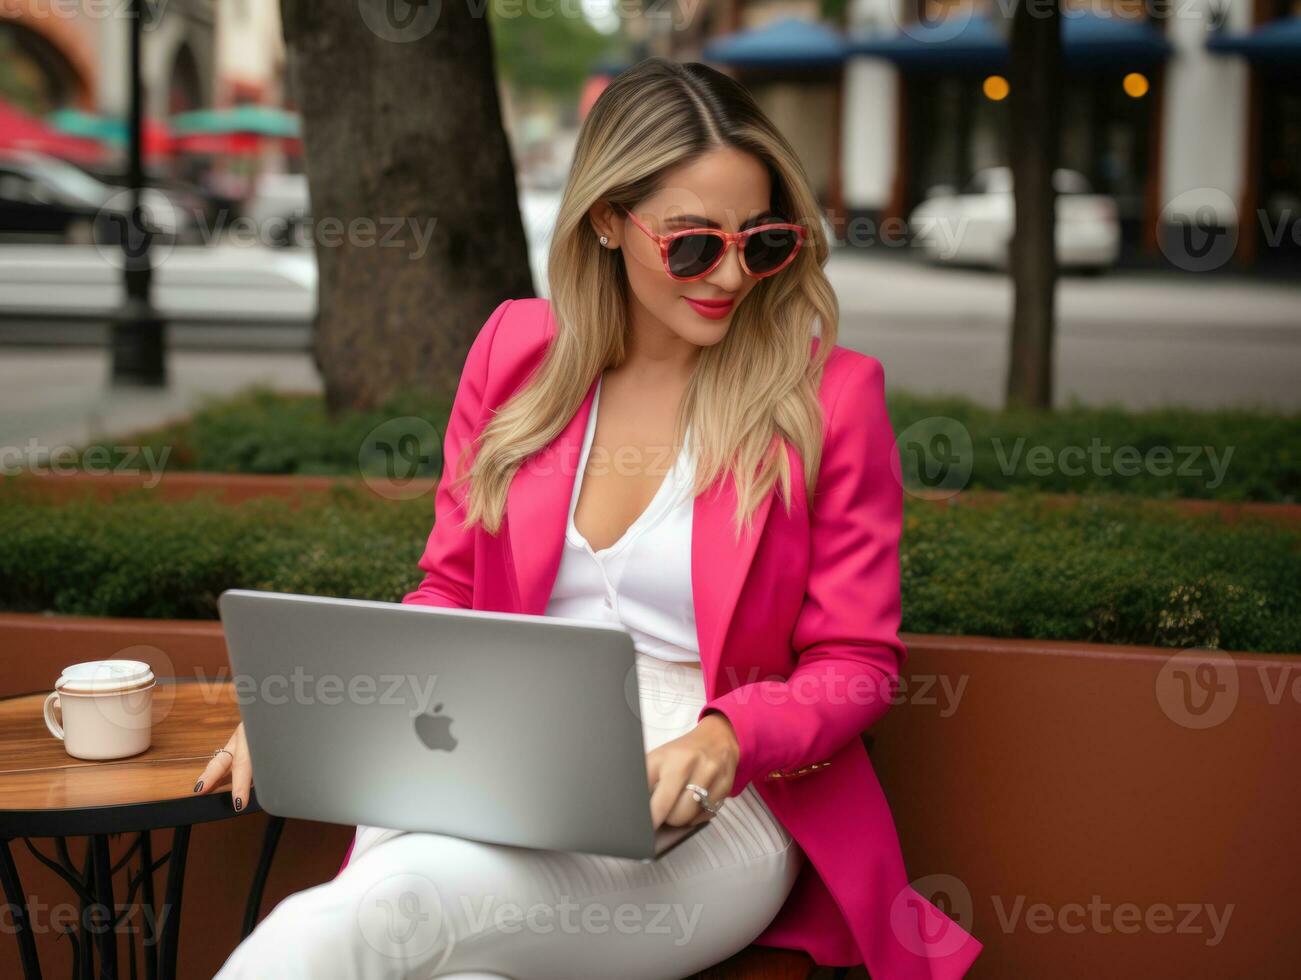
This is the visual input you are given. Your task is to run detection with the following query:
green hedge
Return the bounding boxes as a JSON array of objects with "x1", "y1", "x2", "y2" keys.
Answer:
[
  {"x1": 79, "y1": 387, "x2": 452, "y2": 478},
  {"x1": 2, "y1": 485, "x2": 1296, "y2": 652},
  {"x1": 887, "y1": 392, "x2": 1300, "y2": 502},
  {"x1": 78, "y1": 387, "x2": 1300, "y2": 502},
  {"x1": 0, "y1": 486, "x2": 422, "y2": 621}
]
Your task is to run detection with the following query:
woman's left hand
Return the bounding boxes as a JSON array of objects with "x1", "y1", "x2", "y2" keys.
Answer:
[{"x1": 646, "y1": 712, "x2": 740, "y2": 829}]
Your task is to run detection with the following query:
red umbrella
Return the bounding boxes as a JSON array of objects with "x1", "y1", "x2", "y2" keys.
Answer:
[
  {"x1": 171, "y1": 131, "x2": 262, "y2": 156},
  {"x1": 0, "y1": 99, "x2": 106, "y2": 165},
  {"x1": 579, "y1": 74, "x2": 611, "y2": 122},
  {"x1": 138, "y1": 117, "x2": 174, "y2": 160}
]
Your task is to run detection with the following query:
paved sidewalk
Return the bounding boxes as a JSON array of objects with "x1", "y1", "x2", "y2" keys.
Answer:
[{"x1": 0, "y1": 349, "x2": 320, "y2": 454}]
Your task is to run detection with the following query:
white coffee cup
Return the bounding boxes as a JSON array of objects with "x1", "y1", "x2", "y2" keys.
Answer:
[{"x1": 43, "y1": 660, "x2": 157, "y2": 760}]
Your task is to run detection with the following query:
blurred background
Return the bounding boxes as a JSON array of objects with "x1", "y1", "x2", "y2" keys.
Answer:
[
  {"x1": 1, "y1": 3, "x2": 1299, "y2": 978},
  {"x1": 0, "y1": 0, "x2": 1297, "y2": 451}
]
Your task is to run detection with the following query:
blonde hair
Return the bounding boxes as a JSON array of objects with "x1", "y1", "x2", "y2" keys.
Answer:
[{"x1": 459, "y1": 57, "x2": 839, "y2": 541}]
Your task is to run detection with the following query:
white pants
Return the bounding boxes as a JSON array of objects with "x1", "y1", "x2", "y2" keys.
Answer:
[{"x1": 215, "y1": 652, "x2": 804, "y2": 980}]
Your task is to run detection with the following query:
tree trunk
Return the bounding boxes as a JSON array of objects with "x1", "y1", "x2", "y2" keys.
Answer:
[
  {"x1": 1005, "y1": 0, "x2": 1061, "y2": 410},
  {"x1": 281, "y1": 0, "x2": 535, "y2": 412}
]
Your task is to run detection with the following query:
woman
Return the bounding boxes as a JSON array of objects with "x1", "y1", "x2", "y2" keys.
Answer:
[{"x1": 201, "y1": 58, "x2": 982, "y2": 979}]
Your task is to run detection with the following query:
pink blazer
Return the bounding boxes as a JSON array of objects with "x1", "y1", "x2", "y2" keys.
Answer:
[{"x1": 344, "y1": 297, "x2": 983, "y2": 977}]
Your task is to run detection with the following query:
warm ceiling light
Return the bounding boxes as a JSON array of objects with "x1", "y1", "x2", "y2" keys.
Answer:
[
  {"x1": 982, "y1": 75, "x2": 1010, "y2": 101},
  {"x1": 1123, "y1": 72, "x2": 1150, "y2": 98}
]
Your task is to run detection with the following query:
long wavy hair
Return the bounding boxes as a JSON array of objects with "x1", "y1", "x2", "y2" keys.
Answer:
[{"x1": 458, "y1": 57, "x2": 839, "y2": 541}]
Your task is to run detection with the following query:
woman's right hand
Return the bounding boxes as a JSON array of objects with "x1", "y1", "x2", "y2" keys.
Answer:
[{"x1": 193, "y1": 722, "x2": 253, "y2": 812}]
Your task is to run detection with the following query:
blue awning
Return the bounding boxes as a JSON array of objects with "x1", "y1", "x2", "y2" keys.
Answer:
[
  {"x1": 1207, "y1": 15, "x2": 1301, "y2": 67},
  {"x1": 847, "y1": 13, "x2": 1005, "y2": 71},
  {"x1": 1062, "y1": 9, "x2": 1172, "y2": 65},
  {"x1": 847, "y1": 11, "x2": 1171, "y2": 70},
  {"x1": 703, "y1": 16, "x2": 848, "y2": 69}
]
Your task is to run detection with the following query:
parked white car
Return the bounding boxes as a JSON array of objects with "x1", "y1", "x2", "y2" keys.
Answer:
[{"x1": 908, "y1": 167, "x2": 1120, "y2": 272}]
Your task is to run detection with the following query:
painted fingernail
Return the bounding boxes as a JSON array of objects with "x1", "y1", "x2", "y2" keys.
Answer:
[
  {"x1": 193, "y1": 779, "x2": 203, "y2": 793},
  {"x1": 234, "y1": 796, "x2": 243, "y2": 812}
]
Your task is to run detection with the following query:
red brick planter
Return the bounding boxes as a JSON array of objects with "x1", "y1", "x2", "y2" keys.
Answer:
[
  {"x1": 8, "y1": 470, "x2": 1301, "y2": 527},
  {"x1": 3, "y1": 472, "x2": 1296, "y2": 974},
  {"x1": 1, "y1": 612, "x2": 1297, "y2": 977},
  {"x1": 5, "y1": 471, "x2": 353, "y2": 506},
  {"x1": 920, "y1": 488, "x2": 1301, "y2": 526}
]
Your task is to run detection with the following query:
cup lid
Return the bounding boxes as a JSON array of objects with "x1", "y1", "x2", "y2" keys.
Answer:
[{"x1": 56, "y1": 660, "x2": 155, "y2": 695}]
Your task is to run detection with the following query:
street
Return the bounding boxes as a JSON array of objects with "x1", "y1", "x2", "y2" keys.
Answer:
[
  {"x1": 1, "y1": 238, "x2": 1298, "y2": 452},
  {"x1": 827, "y1": 253, "x2": 1301, "y2": 412}
]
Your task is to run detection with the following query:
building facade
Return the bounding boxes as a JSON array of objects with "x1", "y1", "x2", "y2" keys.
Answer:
[
  {"x1": 1, "y1": 0, "x2": 288, "y2": 121},
  {"x1": 661, "y1": 0, "x2": 1299, "y2": 268}
]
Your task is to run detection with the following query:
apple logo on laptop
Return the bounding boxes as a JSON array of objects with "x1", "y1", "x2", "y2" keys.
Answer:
[{"x1": 414, "y1": 703, "x2": 458, "y2": 752}]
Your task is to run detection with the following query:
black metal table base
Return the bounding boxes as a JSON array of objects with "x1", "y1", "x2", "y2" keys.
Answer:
[{"x1": 1, "y1": 816, "x2": 284, "y2": 980}]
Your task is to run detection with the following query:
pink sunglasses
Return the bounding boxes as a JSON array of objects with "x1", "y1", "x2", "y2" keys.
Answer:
[{"x1": 615, "y1": 203, "x2": 806, "y2": 282}]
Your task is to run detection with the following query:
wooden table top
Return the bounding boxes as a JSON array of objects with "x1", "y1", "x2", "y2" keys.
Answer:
[{"x1": 0, "y1": 679, "x2": 258, "y2": 836}]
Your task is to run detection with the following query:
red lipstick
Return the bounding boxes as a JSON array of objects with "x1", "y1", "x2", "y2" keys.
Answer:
[{"x1": 684, "y1": 296, "x2": 735, "y2": 320}]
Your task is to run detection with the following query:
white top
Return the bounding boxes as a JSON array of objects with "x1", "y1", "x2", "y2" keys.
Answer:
[{"x1": 543, "y1": 374, "x2": 700, "y2": 664}]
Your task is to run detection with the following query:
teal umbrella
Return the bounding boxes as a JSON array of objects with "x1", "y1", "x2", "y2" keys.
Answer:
[
  {"x1": 46, "y1": 107, "x2": 119, "y2": 140},
  {"x1": 46, "y1": 108, "x2": 174, "y2": 157},
  {"x1": 169, "y1": 105, "x2": 301, "y2": 139}
]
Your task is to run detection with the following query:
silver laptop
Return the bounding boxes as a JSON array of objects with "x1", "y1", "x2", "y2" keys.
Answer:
[{"x1": 218, "y1": 589, "x2": 705, "y2": 861}]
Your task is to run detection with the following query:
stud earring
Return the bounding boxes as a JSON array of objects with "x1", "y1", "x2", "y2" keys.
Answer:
[{"x1": 600, "y1": 235, "x2": 609, "y2": 246}]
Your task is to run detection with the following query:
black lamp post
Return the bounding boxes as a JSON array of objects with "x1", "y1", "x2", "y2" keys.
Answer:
[{"x1": 110, "y1": 0, "x2": 167, "y2": 386}]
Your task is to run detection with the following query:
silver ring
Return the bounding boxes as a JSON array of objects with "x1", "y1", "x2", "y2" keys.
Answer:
[
  {"x1": 685, "y1": 783, "x2": 722, "y2": 815},
  {"x1": 213, "y1": 748, "x2": 234, "y2": 761}
]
